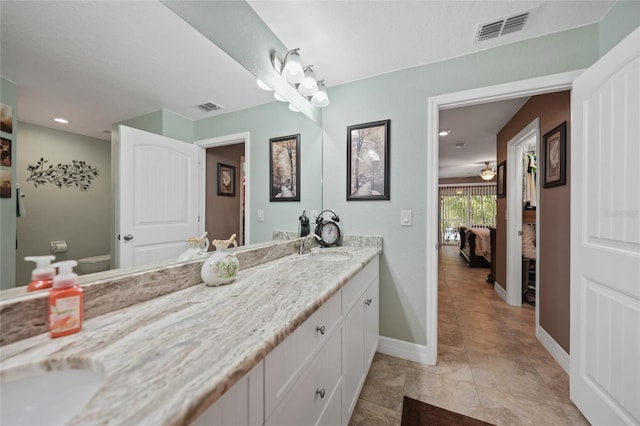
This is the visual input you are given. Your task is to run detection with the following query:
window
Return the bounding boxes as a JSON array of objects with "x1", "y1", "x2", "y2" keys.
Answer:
[{"x1": 440, "y1": 184, "x2": 496, "y2": 245}]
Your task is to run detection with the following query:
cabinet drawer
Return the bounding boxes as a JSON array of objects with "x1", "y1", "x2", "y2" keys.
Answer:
[
  {"x1": 343, "y1": 256, "x2": 379, "y2": 313},
  {"x1": 265, "y1": 293, "x2": 341, "y2": 417},
  {"x1": 265, "y1": 327, "x2": 342, "y2": 426}
]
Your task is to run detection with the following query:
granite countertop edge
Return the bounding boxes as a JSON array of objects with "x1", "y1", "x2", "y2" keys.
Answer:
[{"x1": 0, "y1": 245, "x2": 381, "y2": 425}]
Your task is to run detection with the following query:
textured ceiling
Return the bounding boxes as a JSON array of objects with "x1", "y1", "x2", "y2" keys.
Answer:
[{"x1": 1, "y1": 1, "x2": 614, "y2": 176}]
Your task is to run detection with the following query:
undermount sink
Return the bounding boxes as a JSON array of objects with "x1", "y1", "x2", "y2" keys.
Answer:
[
  {"x1": 309, "y1": 250, "x2": 353, "y2": 262},
  {"x1": 1, "y1": 368, "x2": 104, "y2": 425}
]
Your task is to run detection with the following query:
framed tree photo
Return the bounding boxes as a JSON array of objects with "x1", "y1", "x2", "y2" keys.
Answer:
[
  {"x1": 347, "y1": 119, "x2": 390, "y2": 200},
  {"x1": 543, "y1": 121, "x2": 567, "y2": 188},
  {"x1": 217, "y1": 163, "x2": 236, "y2": 197},
  {"x1": 269, "y1": 134, "x2": 300, "y2": 201}
]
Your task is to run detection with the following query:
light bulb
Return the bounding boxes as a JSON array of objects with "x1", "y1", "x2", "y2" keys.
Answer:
[
  {"x1": 281, "y1": 49, "x2": 304, "y2": 84},
  {"x1": 311, "y1": 82, "x2": 329, "y2": 107},
  {"x1": 298, "y1": 66, "x2": 318, "y2": 96}
]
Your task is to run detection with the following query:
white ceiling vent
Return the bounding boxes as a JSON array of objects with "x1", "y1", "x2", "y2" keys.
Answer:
[
  {"x1": 475, "y1": 12, "x2": 529, "y2": 42},
  {"x1": 197, "y1": 102, "x2": 222, "y2": 112}
]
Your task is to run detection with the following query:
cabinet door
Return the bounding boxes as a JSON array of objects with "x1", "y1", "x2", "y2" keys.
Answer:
[
  {"x1": 192, "y1": 361, "x2": 264, "y2": 426},
  {"x1": 343, "y1": 297, "x2": 365, "y2": 423},
  {"x1": 364, "y1": 278, "x2": 379, "y2": 368}
]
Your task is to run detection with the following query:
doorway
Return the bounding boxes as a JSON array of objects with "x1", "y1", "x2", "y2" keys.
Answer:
[
  {"x1": 426, "y1": 70, "x2": 581, "y2": 365},
  {"x1": 196, "y1": 132, "x2": 250, "y2": 247}
]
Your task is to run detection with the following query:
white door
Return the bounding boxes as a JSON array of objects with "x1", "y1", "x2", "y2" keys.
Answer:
[
  {"x1": 118, "y1": 126, "x2": 200, "y2": 268},
  {"x1": 570, "y1": 28, "x2": 640, "y2": 425}
]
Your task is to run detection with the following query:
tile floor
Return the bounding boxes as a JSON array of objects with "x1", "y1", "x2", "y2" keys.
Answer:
[{"x1": 349, "y1": 245, "x2": 589, "y2": 426}]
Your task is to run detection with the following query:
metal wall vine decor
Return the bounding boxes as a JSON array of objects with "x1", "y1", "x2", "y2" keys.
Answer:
[{"x1": 26, "y1": 158, "x2": 99, "y2": 191}]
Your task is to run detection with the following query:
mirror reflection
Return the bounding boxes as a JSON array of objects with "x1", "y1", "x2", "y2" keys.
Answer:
[{"x1": 0, "y1": 1, "x2": 322, "y2": 297}]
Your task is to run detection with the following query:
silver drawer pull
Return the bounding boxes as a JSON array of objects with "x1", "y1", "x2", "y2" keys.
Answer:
[
  {"x1": 365, "y1": 298, "x2": 372, "y2": 306},
  {"x1": 316, "y1": 388, "x2": 325, "y2": 399},
  {"x1": 316, "y1": 325, "x2": 326, "y2": 335}
]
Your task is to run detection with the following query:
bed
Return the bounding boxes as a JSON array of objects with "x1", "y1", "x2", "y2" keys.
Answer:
[{"x1": 459, "y1": 226, "x2": 494, "y2": 269}]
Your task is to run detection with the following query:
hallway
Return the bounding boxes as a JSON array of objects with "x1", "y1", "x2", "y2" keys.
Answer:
[{"x1": 350, "y1": 245, "x2": 588, "y2": 425}]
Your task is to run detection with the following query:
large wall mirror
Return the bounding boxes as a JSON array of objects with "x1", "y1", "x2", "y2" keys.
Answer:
[{"x1": 0, "y1": 1, "x2": 323, "y2": 296}]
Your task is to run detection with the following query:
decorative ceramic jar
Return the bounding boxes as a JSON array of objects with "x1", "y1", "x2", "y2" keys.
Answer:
[
  {"x1": 200, "y1": 234, "x2": 239, "y2": 286},
  {"x1": 177, "y1": 232, "x2": 209, "y2": 262}
]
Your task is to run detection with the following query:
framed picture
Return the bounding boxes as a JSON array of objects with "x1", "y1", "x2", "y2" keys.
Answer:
[
  {"x1": 269, "y1": 134, "x2": 300, "y2": 201},
  {"x1": 347, "y1": 119, "x2": 390, "y2": 200},
  {"x1": 497, "y1": 160, "x2": 506, "y2": 198},
  {"x1": 0, "y1": 103, "x2": 13, "y2": 134},
  {"x1": 543, "y1": 121, "x2": 567, "y2": 188},
  {"x1": 0, "y1": 167, "x2": 11, "y2": 198},
  {"x1": 1, "y1": 137, "x2": 11, "y2": 167},
  {"x1": 217, "y1": 163, "x2": 235, "y2": 197}
]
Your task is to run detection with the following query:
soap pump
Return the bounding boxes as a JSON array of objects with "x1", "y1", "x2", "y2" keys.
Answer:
[
  {"x1": 25, "y1": 255, "x2": 56, "y2": 292},
  {"x1": 49, "y1": 260, "x2": 83, "y2": 338}
]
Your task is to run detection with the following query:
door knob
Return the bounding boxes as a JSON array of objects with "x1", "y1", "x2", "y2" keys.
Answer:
[{"x1": 123, "y1": 234, "x2": 134, "y2": 241}]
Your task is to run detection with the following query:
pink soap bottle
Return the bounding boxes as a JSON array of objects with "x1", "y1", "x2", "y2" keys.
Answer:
[{"x1": 49, "y1": 260, "x2": 83, "y2": 338}]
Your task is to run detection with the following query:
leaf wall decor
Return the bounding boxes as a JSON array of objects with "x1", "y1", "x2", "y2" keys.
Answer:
[{"x1": 26, "y1": 158, "x2": 99, "y2": 191}]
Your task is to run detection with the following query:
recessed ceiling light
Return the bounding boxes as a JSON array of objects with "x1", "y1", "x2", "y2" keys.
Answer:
[
  {"x1": 439, "y1": 130, "x2": 451, "y2": 136},
  {"x1": 54, "y1": 118, "x2": 69, "y2": 124}
]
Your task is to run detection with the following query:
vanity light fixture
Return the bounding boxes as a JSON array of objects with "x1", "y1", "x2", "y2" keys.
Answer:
[
  {"x1": 273, "y1": 48, "x2": 330, "y2": 109},
  {"x1": 54, "y1": 117, "x2": 69, "y2": 124},
  {"x1": 311, "y1": 81, "x2": 329, "y2": 107},
  {"x1": 256, "y1": 78, "x2": 273, "y2": 91},
  {"x1": 480, "y1": 162, "x2": 496, "y2": 181},
  {"x1": 281, "y1": 48, "x2": 304, "y2": 84}
]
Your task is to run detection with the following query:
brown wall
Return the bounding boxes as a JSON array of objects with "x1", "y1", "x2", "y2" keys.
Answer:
[
  {"x1": 496, "y1": 91, "x2": 571, "y2": 353},
  {"x1": 205, "y1": 144, "x2": 245, "y2": 246}
]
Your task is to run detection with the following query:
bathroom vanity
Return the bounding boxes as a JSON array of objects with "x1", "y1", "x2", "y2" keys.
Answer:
[{"x1": 0, "y1": 240, "x2": 381, "y2": 426}]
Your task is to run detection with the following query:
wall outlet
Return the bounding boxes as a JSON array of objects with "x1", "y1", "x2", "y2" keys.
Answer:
[
  {"x1": 257, "y1": 209, "x2": 264, "y2": 222},
  {"x1": 401, "y1": 210, "x2": 412, "y2": 227}
]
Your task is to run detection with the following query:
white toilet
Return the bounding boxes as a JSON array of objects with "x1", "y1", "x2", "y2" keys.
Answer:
[{"x1": 77, "y1": 254, "x2": 111, "y2": 275}]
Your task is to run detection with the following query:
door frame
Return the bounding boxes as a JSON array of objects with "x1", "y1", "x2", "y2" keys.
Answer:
[
  {"x1": 505, "y1": 119, "x2": 539, "y2": 307},
  {"x1": 426, "y1": 70, "x2": 582, "y2": 365},
  {"x1": 195, "y1": 132, "x2": 251, "y2": 244}
]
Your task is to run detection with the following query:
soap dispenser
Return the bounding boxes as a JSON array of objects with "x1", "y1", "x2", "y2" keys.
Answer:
[
  {"x1": 49, "y1": 260, "x2": 83, "y2": 338},
  {"x1": 24, "y1": 255, "x2": 56, "y2": 292}
]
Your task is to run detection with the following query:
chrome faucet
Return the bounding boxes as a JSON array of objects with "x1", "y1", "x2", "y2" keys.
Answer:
[{"x1": 298, "y1": 233, "x2": 321, "y2": 255}]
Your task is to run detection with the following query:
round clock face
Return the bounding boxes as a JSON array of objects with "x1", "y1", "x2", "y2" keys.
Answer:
[{"x1": 319, "y1": 222, "x2": 340, "y2": 246}]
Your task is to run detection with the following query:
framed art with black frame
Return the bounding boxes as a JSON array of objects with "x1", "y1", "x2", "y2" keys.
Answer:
[
  {"x1": 497, "y1": 160, "x2": 506, "y2": 198},
  {"x1": 269, "y1": 134, "x2": 300, "y2": 202},
  {"x1": 347, "y1": 119, "x2": 390, "y2": 201},
  {"x1": 217, "y1": 162, "x2": 235, "y2": 197},
  {"x1": 543, "y1": 121, "x2": 566, "y2": 188}
]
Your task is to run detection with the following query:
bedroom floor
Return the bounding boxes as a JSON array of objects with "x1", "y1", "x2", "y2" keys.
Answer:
[{"x1": 349, "y1": 245, "x2": 588, "y2": 425}]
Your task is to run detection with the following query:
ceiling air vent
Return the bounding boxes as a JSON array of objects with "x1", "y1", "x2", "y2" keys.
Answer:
[
  {"x1": 197, "y1": 102, "x2": 222, "y2": 112},
  {"x1": 475, "y1": 11, "x2": 529, "y2": 42}
]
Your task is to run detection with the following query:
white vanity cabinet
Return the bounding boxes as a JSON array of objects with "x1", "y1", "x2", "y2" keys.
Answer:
[
  {"x1": 193, "y1": 255, "x2": 379, "y2": 426},
  {"x1": 343, "y1": 257, "x2": 380, "y2": 424}
]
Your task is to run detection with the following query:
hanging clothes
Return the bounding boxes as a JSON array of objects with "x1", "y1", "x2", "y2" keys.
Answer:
[{"x1": 523, "y1": 152, "x2": 537, "y2": 207}]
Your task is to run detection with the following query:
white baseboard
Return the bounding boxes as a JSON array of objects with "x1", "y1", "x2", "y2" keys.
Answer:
[
  {"x1": 536, "y1": 325, "x2": 570, "y2": 374},
  {"x1": 494, "y1": 281, "x2": 507, "y2": 302},
  {"x1": 377, "y1": 336, "x2": 435, "y2": 365}
]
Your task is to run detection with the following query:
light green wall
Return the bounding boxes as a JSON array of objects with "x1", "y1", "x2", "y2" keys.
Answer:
[
  {"x1": 195, "y1": 101, "x2": 323, "y2": 244},
  {"x1": 117, "y1": 109, "x2": 193, "y2": 142},
  {"x1": 15, "y1": 122, "x2": 111, "y2": 286},
  {"x1": 322, "y1": 25, "x2": 600, "y2": 346},
  {"x1": 599, "y1": 0, "x2": 640, "y2": 57},
  {"x1": 1, "y1": 77, "x2": 17, "y2": 289}
]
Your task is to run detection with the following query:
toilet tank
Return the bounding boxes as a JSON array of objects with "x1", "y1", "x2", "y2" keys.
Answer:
[{"x1": 76, "y1": 254, "x2": 111, "y2": 275}]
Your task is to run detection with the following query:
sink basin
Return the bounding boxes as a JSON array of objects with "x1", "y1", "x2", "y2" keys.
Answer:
[
  {"x1": 1, "y1": 369, "x2": 103, "y2": 425},
  {"x1": 309, "y1": 250, "x2": 353, "y2": 262}
]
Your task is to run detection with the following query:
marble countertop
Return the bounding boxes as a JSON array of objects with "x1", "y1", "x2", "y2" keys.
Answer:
[{"x1": 0, "y1": 246, "x2": 381, "y2": 425}]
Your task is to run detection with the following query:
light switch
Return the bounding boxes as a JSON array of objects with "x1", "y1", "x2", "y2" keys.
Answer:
[
  {"x1": 401, "y1": 210, "x2": 412, "y2": 226},
  {"x1": 257, "y1": 209, "x2": 264, "y2": 222}
]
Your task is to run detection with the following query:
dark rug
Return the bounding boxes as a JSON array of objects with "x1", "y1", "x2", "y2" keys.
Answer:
[{"x1": 401, "y1": 396, "x2": 494, "y2": 426}]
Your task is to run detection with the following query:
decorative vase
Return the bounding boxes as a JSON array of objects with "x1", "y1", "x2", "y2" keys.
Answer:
[
  {"x1": 200, "y1": 234, "x2": 239, "y2": 286},
  {"x1": 177, "y1": 232, "x2": 209, "y2": 262}
]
